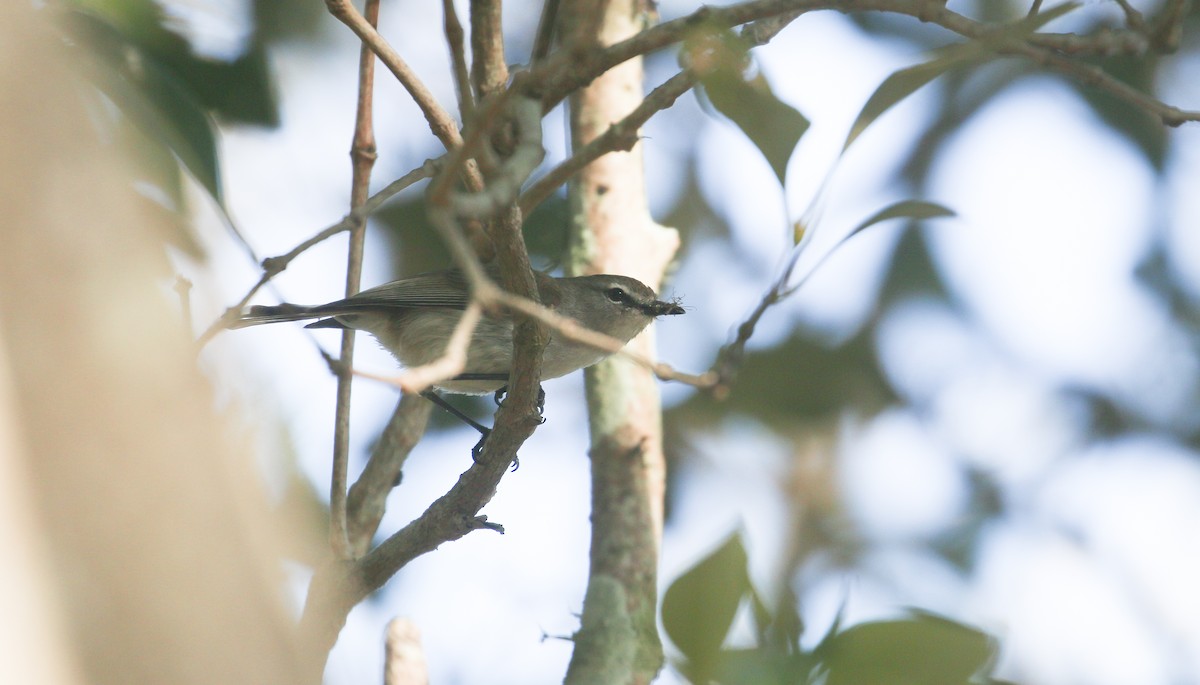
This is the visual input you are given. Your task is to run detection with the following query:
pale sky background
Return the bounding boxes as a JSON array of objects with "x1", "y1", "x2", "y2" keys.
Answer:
[{"x1": 181, "y1": 1, "x2": 1200, "y2": 683}]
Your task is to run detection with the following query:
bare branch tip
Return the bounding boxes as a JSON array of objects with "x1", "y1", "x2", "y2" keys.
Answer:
[{"x1": 472, "y1": 516, "x2": 505, "y2": 534}]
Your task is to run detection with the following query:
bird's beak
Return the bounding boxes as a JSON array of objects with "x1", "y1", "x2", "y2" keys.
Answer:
[{"x1": 645, "y1": 299, "x2": 685, "y2": 317}]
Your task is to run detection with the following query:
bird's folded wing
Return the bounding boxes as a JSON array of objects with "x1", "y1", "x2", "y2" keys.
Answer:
[{"x1": 321, "y1": 269, "x2": 471, "y2": 312}]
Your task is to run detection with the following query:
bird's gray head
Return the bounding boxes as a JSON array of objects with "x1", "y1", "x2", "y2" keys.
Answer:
[{"x1": 560, "y1": 274, "x2": 684, "y2": 344}]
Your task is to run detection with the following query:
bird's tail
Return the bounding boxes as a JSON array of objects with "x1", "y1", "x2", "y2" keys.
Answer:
[{"x1": 228, "y1": 304, "x2": 322, "y2": 329}]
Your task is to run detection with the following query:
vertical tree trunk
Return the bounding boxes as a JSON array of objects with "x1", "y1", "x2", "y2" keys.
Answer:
[{"x1": 561, "y1": 2, "x2": 681, "y2": 683}]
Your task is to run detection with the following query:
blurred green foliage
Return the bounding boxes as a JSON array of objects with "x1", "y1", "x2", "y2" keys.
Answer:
[
  {"x1": 59, "y1": 0, "x2": 281, "y2": 253},
  {"x1": 659, "y1": 4, "x2": 1200, "y2": 680},
  {"x1": 662, "y1": 533, "x2": 1000, "y2": 684},
  {"x1": 686, "y1": 23, "x2": 810, "y2": 185}
]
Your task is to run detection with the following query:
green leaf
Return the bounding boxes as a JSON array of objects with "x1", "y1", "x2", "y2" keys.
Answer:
[
  {"x1": 820, "y1": 612, "x2": 997, "y2": 685},
  {"x1": 173, "y1": 42, "x2": 279, "y2": 127},
  {"x1": 66, "y1": 9, "x2": 224, "y2": 203},
  {"x1": 749, "y1": 585, "x2": 773, "y2": 644},
  {"x1": 69, "y1": 0, "x2": 279, "y2": 125},
  {"x1": 843, "y1": 43, "x2": 985, "y2": 152},
  {"x1": 1072, "y1": 53, "x2": 1165, "y2": 169},
  {"x1": 662, "y1": 533, "x2": 753, "y2": 676},
  {"x1": 120, "y1": 120, "x2": 205, "y2": 256},
  {"x1": 811, "y1": 594, "x2": 849, "y2": 657},
  {"x1": 844, "y1": 2, "x2": 1080, "y2": 151},
  {"x1": 776, "y1": 199, "x2": 954, "y2": 300},
  {"x1": 850, "y1": 200, "x2": 955, "y2": 237},
  {"x1": 687, "y1": 27, "x2": 810, "y2": 185},
  {"x1": 710, "y1": 647, "x2": 812, "y2": 685}
]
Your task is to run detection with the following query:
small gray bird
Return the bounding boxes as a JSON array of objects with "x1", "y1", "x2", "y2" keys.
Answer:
[{"x1": 231, "y1": 267, "x2": 684, "y2": 395}]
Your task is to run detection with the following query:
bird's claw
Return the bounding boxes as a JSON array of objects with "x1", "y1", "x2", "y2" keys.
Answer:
[
  {"x1": 493, "y1": 384, "x2": 547, "y2": 421},
  {"x1": 470, "y1": 429, "x2": 519, "y2": 471},
  {"x1": 471, "y1": 429, "x2": 491, "y2": 461}
]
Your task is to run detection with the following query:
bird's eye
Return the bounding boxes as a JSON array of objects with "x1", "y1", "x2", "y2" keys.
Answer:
[{"x1": 605, "y1": 287, "x2": 627, "y2": 303}]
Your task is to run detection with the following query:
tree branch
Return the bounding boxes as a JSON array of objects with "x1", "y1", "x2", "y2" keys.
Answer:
[
  {"x1": 325, "y1": 0, "x2": 465, "y2": 152},
  {"x1": 353, "y1": 301, "x2": 485, "y2": 395},
  {"x1": 531, "y1": 0, "x2": 561, "y2": 63},
  {"x1": 560, "y1": 1, "x2": 680, "y2": 682},
  {"x1": 522, "y1": 0, "x2": 1199, "y2": 125},
  {"x1": 470, "y1": 0, "x2": 509, "y2": 100},
  {"x1": 326, "y1": 0, "x2": 381, "y2": 560},
  {"x1": 298, "y1": 85, "x2": 551, "y2": 667},
  {"x1": 198, "y1": 161, "x2": 436, "y2": 347},
  {"x1": 347, "y1": 393, "x2": 433, "y2": 556},
  {"x1": 442, "y1": 0, "x2": 475, "y2": 118},
  {"x1": 384, "y1": 618, "x2": 429, "y2": 685},
  {"x1": 519, "y1": 69, "x2": 697, "y2": 217}
]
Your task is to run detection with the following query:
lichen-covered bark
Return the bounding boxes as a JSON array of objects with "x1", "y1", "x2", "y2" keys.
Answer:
[{"x1": 560, "y1": 2, "x2": 681, "y2": 683}]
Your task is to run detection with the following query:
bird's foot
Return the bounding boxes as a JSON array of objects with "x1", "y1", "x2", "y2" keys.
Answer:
[
  {"x1": 493, "y1": 384, "x2": 546, "y2": 421},
  {"x1": 470, "y1": 429, "x2": 518, "y2": 471}
]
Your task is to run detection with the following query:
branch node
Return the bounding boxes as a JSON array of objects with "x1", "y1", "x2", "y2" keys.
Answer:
[{"x1": 471, "y1": 516, "x2": 505, "y2": 534}]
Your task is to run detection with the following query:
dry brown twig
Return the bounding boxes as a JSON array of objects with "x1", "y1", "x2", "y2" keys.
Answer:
[
  {"x1": 352, "y1": 302, "x2": 485, "y2": 395},
  {"x1": 197, "y1": 161, "x2": 436, "y2": 347},
  {"x1": 519, "y1": 70, "x2": 697, "y2": 216},
  {"x1": 442, "y1": 0, "x2": 474, "y2": 117},
  {"x1": 326, "y1": 0, "x2": 381, "y2": 560},
  {"x1": 324, "y1": 0, "x2": 465, "y2": 152},
  {"x1": 524, "y1": 0, "x2": 1198, "y2": 125}
]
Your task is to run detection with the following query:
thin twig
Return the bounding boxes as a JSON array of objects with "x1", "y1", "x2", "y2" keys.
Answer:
[
  {"x1": 442, "y1": 0, "x2": 475, "y2": 118},
  {"x1": 324, "y1": 0, "x2": 478, "y2": 170},
  {"x1": 353, "y1": 301, "x2": 484, "y2": 394},
  {"x1": 489, "y1": 290, "x2": 714, "y2": 387},
  {"x1": 427, "y1": 90, "x2": 517, "y2": 205},
  {"x1": 1149, "y1": 0, "x2": 1191, "y2": 52},
  {"x1": 1029, "y1": 29, "x2": 1148, "y2": 56},
  {"x1": 197, "y1": 161, "x2": 436, "y2": 348},
  {"x1": 530, "y1": 0, "x2": 561, "y2": 63},
  {"x1": 709, "y1": 267, "x2": 791, "y2": 401},
  {"x1": 325, "y1": 0, "x2": 490, "y2": 263},
  {"x1": 451, "y1": 96, "x2": 545, "y2": 218},
  {"x1": 1111, "y1": 0, "x2": 1146, "y2": 31},
  {"x1": 328, "y1": 0, "x2": 381, "y2": 561},
  {"x1": 520, "y1": 70, "x2": 697, "y2": 216},
  {"x1": 521, "y1": 0, "x2": 1199, "y2": 125},
  {"x1": 516, "y1": 9, "x2": 815, "y2": 217},
  {"x1": 1009, "y1": 38, "x2": 1193, "y2": 126}
]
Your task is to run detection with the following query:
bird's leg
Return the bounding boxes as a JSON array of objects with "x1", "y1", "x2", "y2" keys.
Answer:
[
  {"x1": 419, "y1": 390, "x2": 491, "y2": 434},
  {"x1": 419, "y1": 390, "x2": 518, "y2": 471}
]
